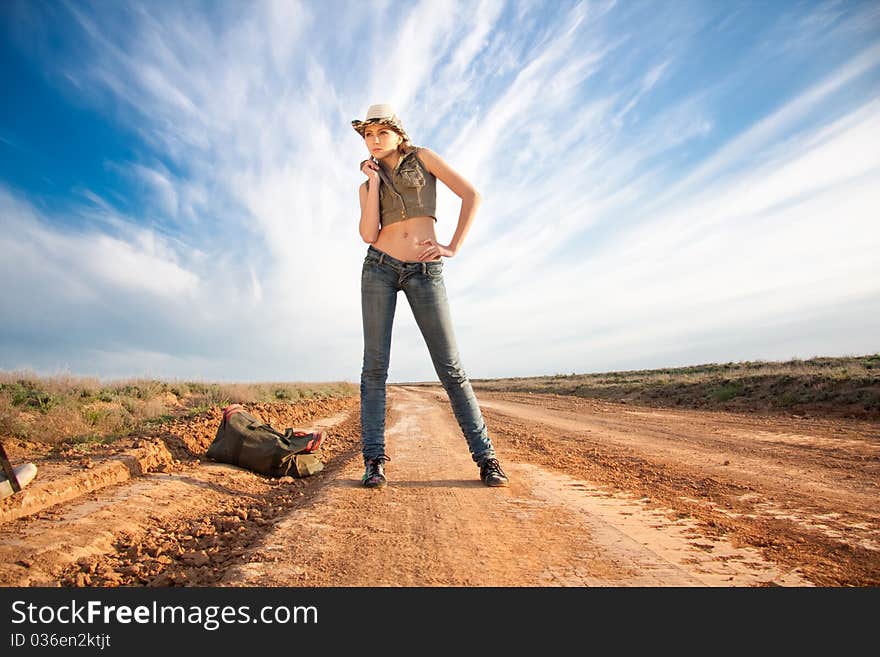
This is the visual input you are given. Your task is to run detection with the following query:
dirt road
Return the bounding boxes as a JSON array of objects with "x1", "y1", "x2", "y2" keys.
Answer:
[{"x1": 1, "y1": 386, "x2": 877, "y2": 587}]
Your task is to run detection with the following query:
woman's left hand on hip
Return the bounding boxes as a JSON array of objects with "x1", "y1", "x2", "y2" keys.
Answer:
[{"x1": 418, "y1": 239, "x2": 454, "y2": 261}]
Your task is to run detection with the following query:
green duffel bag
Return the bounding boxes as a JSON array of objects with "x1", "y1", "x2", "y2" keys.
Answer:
[{"x1": 206, "y1": 404, "x2": 325, "y2": 478}]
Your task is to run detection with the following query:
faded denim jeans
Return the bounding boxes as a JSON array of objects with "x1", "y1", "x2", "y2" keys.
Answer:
[{"x1": 360, "y1": 245, "x2": 496, "y2": 464}]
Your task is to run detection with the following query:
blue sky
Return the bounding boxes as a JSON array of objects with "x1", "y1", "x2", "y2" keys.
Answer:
[{"x1": 1, "y1": 0, "x2": 879, "y2": 383}]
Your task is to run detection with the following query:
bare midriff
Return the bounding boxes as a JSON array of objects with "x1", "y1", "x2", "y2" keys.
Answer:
[{"x1": 372, "y1": 215, "x2": 440, "y2": 262}]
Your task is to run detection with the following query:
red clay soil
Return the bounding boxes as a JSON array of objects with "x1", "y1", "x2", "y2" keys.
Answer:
[{"x1": 1, "y1": 388, "x2": 877, "y2": 587}]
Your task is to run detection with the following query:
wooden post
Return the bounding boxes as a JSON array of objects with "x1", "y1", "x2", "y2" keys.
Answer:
[{"x1": 0, "y1": 438, "x2": 22, "y2": 493}]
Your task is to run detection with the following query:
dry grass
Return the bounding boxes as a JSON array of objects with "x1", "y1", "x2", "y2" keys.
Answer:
[
  {"x1": 464, "y1": 354, "x2": 880, "y2": 420},
  {"x1": 0, "y1": 371, "x2": 358, "y2": 447}
]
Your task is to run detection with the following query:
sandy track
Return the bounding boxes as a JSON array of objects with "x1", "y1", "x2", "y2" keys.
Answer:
[
  {"x1": 223, "y1": 387, "x2": 807, "y2": 586},
  {"x1": 1, "y1": 386, "x2": 876, "y2": 587}
]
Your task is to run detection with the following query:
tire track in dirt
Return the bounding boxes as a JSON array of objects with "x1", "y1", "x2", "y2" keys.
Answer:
[
  {"x1": 222, "y1": 387, "x2": 806, "y2": 586},
  {"x1": 430, "y1": 387, "x2": 879, "y2": 586}
]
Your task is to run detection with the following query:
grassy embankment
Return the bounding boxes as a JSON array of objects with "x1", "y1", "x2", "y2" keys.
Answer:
[
  {"x1": 4, "y1": 354, "x2": 878, "y2": 451},
  {"x1": 0, "y1": 373, "x2": 358, "y2": 448},
  {"x1": 468, "y1": 354, "x2": 880, "y2": 420}
]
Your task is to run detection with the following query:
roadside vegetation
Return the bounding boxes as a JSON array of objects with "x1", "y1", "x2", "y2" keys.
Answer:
[
  {"x1": 4, "y1": 354, "x2": 877, "y2": 451},
  {"x1": 0, "y1": 373, "x2": 357, "y2": 447},
  {"x1": 469, "y1": 354, "x2": 880, "y2": 420}
]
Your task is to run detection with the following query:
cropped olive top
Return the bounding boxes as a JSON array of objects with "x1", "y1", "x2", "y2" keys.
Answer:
[{"x1": 365, "y1": 147, "x2": 437, "y2": 227}]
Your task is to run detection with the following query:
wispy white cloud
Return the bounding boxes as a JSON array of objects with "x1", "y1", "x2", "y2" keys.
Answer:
[
  {"x1": 1, "y1": 189, "x2": 198, "y2": 299},
  {"x1": 657, "y1": 41, "x2": 880, "y2": 206},
  {"x1": 126, "y1": 163, "x2": 179, "y2": 218}
]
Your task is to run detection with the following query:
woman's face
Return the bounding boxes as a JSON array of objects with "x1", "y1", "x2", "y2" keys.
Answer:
[{"x1": 363, "y1": 124, "x2": 402, "y2": 158}]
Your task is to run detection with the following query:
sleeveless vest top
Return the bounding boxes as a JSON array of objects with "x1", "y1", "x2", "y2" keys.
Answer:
[{"x1": 366, "y1": 147, "x2": 437, "y2": 227}]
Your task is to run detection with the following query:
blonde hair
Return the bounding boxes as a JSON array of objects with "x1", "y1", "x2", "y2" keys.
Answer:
[{"x1": 396, "y1": 132, "x2": 413, "y2": 154}]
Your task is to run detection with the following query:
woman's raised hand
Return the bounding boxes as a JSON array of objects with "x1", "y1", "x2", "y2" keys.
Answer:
[{"x1": 361, "y1": 159, "x2": 380, "y2": 182}]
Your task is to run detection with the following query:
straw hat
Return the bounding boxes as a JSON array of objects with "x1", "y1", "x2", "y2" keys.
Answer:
[{"x1": 351, "y1": 103, "x2": 411, "y2": 145}]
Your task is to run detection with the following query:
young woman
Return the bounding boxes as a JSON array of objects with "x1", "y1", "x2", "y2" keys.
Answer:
[{"x1": 352, "y1": 103, "x2": 509, "y2": 489}]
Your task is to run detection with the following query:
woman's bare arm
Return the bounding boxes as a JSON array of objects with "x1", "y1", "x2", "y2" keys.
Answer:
[
  {"x1": 359, "y1": 161, "x2": 381, "y2": 243},
  {"x1": 417, "y1": 147, "x2": 481, "y2": 258}
]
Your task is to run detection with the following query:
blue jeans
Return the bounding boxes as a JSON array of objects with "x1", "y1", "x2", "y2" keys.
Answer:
[{"x1": 360, "y1": 245, "x2": 496, "y2": 465}]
